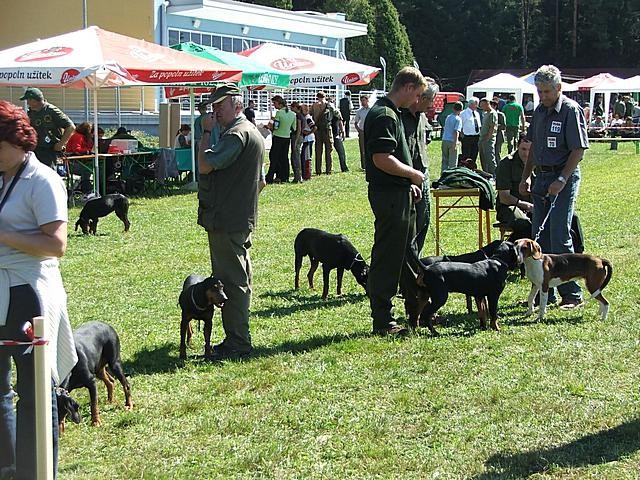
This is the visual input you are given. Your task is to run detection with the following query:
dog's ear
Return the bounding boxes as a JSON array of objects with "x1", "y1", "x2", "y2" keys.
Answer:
[{"x1": 531, "y1": 240, "x2": 543, "y2": 260}]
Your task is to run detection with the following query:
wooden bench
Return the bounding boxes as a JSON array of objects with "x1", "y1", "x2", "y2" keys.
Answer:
[{"x1": 588, "y1": 136, "x2": 640, "y2": 154}]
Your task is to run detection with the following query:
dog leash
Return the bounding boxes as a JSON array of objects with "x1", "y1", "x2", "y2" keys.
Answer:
[{"x1": 533, "y1": 194, "x2": 557, "y2": 242}]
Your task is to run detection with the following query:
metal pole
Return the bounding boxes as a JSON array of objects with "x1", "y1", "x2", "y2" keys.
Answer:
[
  {"x1": 379, "y1": 56, "x2": 387, "y2": 94},
  {"x1": 83, "y1": 0, "x2": 89, "y2": 121}
]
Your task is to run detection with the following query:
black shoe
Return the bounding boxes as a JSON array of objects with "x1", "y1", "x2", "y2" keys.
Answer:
[
  {"x1": 372, "y1": 321, "x2": 409, "y2": 337},
  {"x1": 208, "y1": 345, "x2": 252, "y2": 361}
]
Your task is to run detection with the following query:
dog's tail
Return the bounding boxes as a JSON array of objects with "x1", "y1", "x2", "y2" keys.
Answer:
[{"x1": 590, "y1": 259, "x2": 613, "y2": 300}]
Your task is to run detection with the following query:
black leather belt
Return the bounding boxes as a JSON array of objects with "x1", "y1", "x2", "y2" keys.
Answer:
[{"x1": 536, "y1": 164, "x2": 564, "y2": 173}]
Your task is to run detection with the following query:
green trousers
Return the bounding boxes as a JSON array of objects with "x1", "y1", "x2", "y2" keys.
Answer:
[
  {"x1": 207, "y1": 230, "x2": 253, "y2": 352},
  {"x1": 367, "y1": 188, "x2": 416, "y2": 329}
]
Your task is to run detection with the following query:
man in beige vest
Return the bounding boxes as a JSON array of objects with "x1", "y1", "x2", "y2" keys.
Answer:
[
  {"x1": 198, "y1": 83, "x2": 265, "y2": 360},
  {"x1": 310, "y1": 91, "x2": 336, "y2": 175}
]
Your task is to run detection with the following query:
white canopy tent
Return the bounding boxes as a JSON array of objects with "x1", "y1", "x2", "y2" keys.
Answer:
[
  {"x1": 591, "y1": 75, "x2": 640, "y2": 123},
  {"x1": 466, "y1": 73, "x2": 539, "y2": 107},
  {"x1": 569, "y1": 73, "x2": 624, "y2": 122}
]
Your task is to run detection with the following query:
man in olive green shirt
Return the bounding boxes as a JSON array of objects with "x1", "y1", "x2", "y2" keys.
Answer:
[
  {"x1": 21, "y1": 87, "x2": 75, "y2": 168},
  {"x1": 478, "y1": 97, "x2": 498, "y2": 176},
  {"x1": 365, "y1": 67, "x2": 429, "y2": 336},
  {"x1": 198, "y1": 83, "x2": 265, "y2": 360},
  {"x1": 400, "y1": 79, "x2": 439, "y2": 255}
]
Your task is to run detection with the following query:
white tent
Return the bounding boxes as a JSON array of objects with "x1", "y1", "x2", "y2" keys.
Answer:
[
  {"x1": 466, "y1": 73, "x2": 539, "y2": 107},
  {"x1": 520, "y1": 72, "x2": 577, "y2": 92},
  {"x1": 591, "y1": 75, "x2": 640, "y2": 123}
]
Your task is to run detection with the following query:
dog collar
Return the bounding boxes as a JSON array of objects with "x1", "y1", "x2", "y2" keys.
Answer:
[
  {"x1": 349, "y1": 253, "x2": 363, "y2": 270},
  {"x1": 190, "y1": 287, "x2": 207, "y2": 311}
]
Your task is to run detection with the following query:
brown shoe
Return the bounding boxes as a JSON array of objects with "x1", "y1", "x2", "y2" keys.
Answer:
[
  {"x1": 372, "y1": 321, "x2": 409, "y2": 337},
  {"x1": 559, "y1": 298, "x2": 583, "y2": 310}
]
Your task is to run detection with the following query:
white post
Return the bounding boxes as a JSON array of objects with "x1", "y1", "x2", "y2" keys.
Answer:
[
  {"x1": 183, "y1": 88, "x2": 198, "y2": 191},
  {"x1": 379, "y1": 56, "x2": 387, "y2": 94},
  {"x1": 33, "y1": 316, "x2": 53, "y2": 480},
  {"x1": 93, "y1": 89, "x2": 99, "y2": 195}
]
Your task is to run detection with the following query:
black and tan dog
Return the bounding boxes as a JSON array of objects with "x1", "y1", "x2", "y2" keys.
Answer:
[
  {"x1": 407, "y1": 242, "x2": 519, "y2": 335},
  {"x1": 75, "y1": 193, "x2": 130, "y2": 235},
  {"x1": 178, "y1": 274, "x2": 227, "y2": 359},
  {"x1": 60, "y1": 321, "x2": 133, "y2": 426},
  {"x1": 515, "y1": 238, "x2": 613, "y2": 321},
  {"x1": 56, "y1": 387, "x2": 82, "y2": 432},
  {"x1": 294, "y1": 228, "x2": 369, "y2": 300}
]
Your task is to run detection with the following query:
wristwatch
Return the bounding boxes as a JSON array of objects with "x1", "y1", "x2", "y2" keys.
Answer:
[{"x1": 557, "y1": 175, "x2": 567, "y2": 184}]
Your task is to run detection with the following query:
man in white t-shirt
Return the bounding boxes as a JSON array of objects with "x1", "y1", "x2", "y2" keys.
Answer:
[
  {"x1": 354, "y1": 95, "x2": 371, "y2": 170},
  {"x1": 459, "y1": 97, "x2": 481, "y2": 161}
]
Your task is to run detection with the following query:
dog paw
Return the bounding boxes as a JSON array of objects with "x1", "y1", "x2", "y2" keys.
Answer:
[{"x1": 91, "y1": 418, "x2": 102, "y2": 427}]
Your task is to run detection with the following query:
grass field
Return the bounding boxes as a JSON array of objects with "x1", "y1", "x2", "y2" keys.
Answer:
[{"x1": 57, "y1": 139, "x2": 640, "y2": 479}]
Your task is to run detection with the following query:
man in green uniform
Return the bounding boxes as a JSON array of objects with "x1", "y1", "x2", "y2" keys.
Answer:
[
  {"x1": 21, "y1": 87, "x2": 75, "y2": 168},
  {"x1": 495, "y1": 135, "x2": 534, "y2": 239},
  {"x1": 365, "y1": 67, "x2": 428, "y2": 336},
  {"x1": 502, "y1": 94, "x2": 525, "y2": 153},
  {"x1": 198, "y1": 83, "x2": 265, "y2": 360},
  {"x1": 400, "y1": 77, "x2": 439, "y2": 255},
  {"x1": 478, "y1": 97, "x2": 498, "y2": 176}
]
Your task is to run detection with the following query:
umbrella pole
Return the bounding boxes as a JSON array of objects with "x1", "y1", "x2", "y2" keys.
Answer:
[
  {"x1": 93, "y1": 89, "x2": 99, "y2": 195},
  {"x1": 183, "y1": 88, "x2": 198, "y2": 191}
]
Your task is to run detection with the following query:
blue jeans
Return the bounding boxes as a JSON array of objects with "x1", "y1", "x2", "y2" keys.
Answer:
[
  {"x1": 0, "y1": 284, "x2": 59, "y2": 480},
  {"x1": 531, "y1": 168, "x2": 582, "y2": 301}
]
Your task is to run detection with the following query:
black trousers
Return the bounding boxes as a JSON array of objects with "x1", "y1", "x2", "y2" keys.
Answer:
[
  {"x1": 266, "y1": 136, "x2": 290, "y2": 183},
  {"x1": 461, "y1": 135, "x2": 480, "y2": 161}
]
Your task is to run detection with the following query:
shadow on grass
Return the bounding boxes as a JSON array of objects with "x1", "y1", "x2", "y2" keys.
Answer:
[
  {"x1": 474, "y1": 418, "x2": 640, "y2": 479},
  {"x1": 122, "y1": 342, "x2": 181, "y2": 375},
  {"x1": 254, "y1": 290, "x2": 367, "y2": 318},
  {"x1": 250, "y1": 331, "x2": 369, "y2": 359}
]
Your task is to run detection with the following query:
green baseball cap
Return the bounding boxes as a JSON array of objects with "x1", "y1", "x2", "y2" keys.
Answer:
[
  {"x1": 19, "y1": 87, "x2": 44, "y2": 101},
  {"x1": 206, "y1": 83, "x2": 241, "y2": 105}
]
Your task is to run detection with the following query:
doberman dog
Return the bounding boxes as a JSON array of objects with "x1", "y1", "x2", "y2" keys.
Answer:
[
  {"x1": 75, "y1": 193, "x2": 130, "y2": 235},
  {"x1": 56, "y1": 387, "x2": 81, "y2": 432},
  {"x1": 294, "y1": 228, "x2": 369, "y2": 300},
  {"x1": 178, "y1": 274, "x2": 227, "y2": 359},
  {"x1": 407, "y1": 242, "x2": 519, "y2": 335},
  {"x1": 60, "y1": 321, "x2": 133, "y2": 426},
  {"x1": 419, "y1": 240, "x2": 506, "y2": 313}
]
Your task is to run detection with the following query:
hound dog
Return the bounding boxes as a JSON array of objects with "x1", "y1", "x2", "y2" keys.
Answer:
[
  {"x1": 60, "y1": 321, "x2": 133, "y2": 426},
  {"x1": 407, "y1": 242, "x2": 519, "y2": 335},
  {"x1": 294, "y1": 228, "x2": 369, "y2": 299},
  {"x1": 515, "y1": 238, "x2": 612, "y2": 320},
  {"x1": 178, "y1": 274, "x2": 227, "y2": 359},
  {"x1": 75, "y1": 193, "x2": 130, "y2": 235}
]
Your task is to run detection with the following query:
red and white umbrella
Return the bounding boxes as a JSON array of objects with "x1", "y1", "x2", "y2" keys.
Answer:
[
  {"x1": 0, "y1": 26, "x2": 243, "y2": 193},
  {"x1": 238, "y1": 42, "x2": 379, "y2": 88},
  {"x1": 0, "y1": 26, "x2": 242, "y2": 88}
]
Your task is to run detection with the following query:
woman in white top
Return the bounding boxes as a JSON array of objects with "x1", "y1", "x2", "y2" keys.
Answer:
[{"x1": 0, "y1": 100, "x2": 76, "y2": 480}]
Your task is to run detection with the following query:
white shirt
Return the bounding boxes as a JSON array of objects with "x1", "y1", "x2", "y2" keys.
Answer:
[
  {"x1": 460, "y1": 107, "x2": 482, "y2": 136},
  {"x1": 354, "y1": 107, "x2": 371, "y2": 131}
]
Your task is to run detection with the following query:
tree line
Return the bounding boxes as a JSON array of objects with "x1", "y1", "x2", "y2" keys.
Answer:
[{"x1": 247, "y1": 0, "x2": 640, "y2": 91}]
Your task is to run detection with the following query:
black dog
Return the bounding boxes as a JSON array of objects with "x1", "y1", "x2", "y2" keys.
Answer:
[
  {"x1": 418, "y1": 240, "x2": 505, "y2": 313},
  {"x1": 178, "y1": 274, "x2": 227, "y2": 359},
  {"x1": 407, "y1": 242, "x2": 519, "y2": 335},
  {"x1": 294, "y1": 228, "x2": 369, "y2": 300},
  {"x1": 56, "y1": 388, "x2": 82, "y2": 432},
  {"x1": 75, "y1": 193, "x2": 130, "y2": 235},
  {"x1": 60, "y1": 321, "x2": 133, "y2": 426}
]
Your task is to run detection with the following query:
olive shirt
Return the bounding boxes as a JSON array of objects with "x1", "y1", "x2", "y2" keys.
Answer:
[
  {"x1": 527, "y1": 94, "x2": 589, "y2": 167},
  {"x1": 27, "y1": 102, "x2": 73, "y2": 150},
  {"x1": 495, "y1": 150, "x2": 528, "y2": 211},
  {"x1": 364, "y1": 96, "x2": 412, "y2": 189},
  {"x1": 400, "y1": 108, "x2": 428, "y2": 172},
  {"x1": 479, "y1": 108, "x2": 498, "y2": 141},
  {"x1": 198, "y1": 114, "x2": 265, "y2": 233}
]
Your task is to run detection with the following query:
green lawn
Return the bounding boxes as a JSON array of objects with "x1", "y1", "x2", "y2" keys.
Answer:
[{"x1": 58, "y1": 139, "x2": 640, "y2": 479}]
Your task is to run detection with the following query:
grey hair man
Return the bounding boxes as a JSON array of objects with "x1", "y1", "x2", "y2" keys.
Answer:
[
  {"x1": 197, "y1": 83, "x2": 265, "y2": 360},
  {"x1": 460, "y1": 96, "x2": 482, "y2": 161},
  {"x1": 519, "y1": 64, "x2": 589, "y2": 310}
]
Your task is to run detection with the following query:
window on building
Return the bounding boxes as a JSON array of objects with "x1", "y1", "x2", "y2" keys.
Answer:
[
  {"x1": 179, "y1": 31, "x2": 190, "y2": 43},
  {"x1": 201, "y1": 34, "x2": 212, "y2": 46},
  {"x1": 168, "y1": 29, "x2": 179, "y2": 46},
  {"x1": 191, "y1": 33, "x2": 201, "y2": 45},
  {"x1": 212, "y1": 36, "x2": 222, "y2": 49}
]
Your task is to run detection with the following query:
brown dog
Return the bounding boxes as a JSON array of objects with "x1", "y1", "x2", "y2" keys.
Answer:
[{"x1": 515, "y1": 239, "x2": 613, "y2": 320}]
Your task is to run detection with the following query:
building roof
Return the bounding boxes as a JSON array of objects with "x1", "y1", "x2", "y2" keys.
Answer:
[{"x1": 167, "y1": 0, "x2": 367, "y2": 39}]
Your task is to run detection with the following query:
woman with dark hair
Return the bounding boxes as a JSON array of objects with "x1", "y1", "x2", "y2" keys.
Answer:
[
  {"x1": 0, "y1": 100, "x2": 77, "y2": 480},
  {"x1": 66, "y1": 122, "x2": 94, "y2": 155},
  {"x1": 174, "y1": 124, "x2": 192, "y2": 149},
  {"x1": 265, "y1": 95, "x2": 296, "y2": 183}
]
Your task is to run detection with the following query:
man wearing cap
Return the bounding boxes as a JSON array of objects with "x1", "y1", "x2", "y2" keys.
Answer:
[
  {"x1": 365, "y1": 66, "x2": 428, "y2": 336},
  {"x1": 519, "y1": 64, "x2": 588, "y2": 310},
  {"x1": 197, "y1": 83, "x2": 265, "y2": 360},
  {"x1": 21, "y1": 87, "x2": 75, "y2": 168}
]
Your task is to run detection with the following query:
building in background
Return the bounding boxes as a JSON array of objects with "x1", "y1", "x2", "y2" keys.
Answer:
[{"x1": 0, "y1": 0, "x2": 367, "y2": 133}]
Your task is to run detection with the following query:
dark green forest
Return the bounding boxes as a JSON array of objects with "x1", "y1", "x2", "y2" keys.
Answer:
[{"x1": 246, "y1": 0, "x2": 640, "y2": 90}]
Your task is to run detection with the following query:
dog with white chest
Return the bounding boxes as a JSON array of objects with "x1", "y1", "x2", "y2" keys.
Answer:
[{"x1": 515, "y1": 238, "x2": 612, "y2": 320}]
